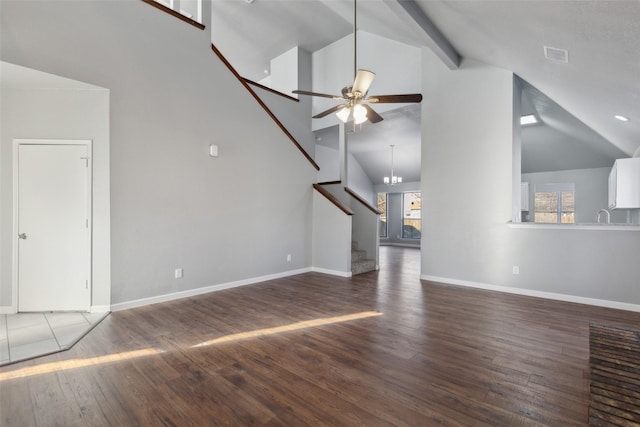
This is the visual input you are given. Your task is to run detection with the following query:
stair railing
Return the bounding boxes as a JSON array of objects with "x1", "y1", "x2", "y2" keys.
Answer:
[{"x1": 142, "y1": 0, "x2": 204, "y2": 29}]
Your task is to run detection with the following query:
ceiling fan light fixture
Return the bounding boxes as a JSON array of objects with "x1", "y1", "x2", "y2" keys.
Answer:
[
  {"x1": 336, "y1": 107, "x2": 351, "y2": 123},
  {"x1": 353, "y1": 104, "x2": 368, "y2": 124}
]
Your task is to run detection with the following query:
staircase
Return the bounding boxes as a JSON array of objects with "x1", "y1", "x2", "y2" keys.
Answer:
[{"x1": 351, "y1": 241, "x2": 376, "y2": 275}]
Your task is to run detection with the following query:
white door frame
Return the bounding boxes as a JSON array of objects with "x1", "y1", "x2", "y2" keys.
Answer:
[{"x1": 12, "y1": 139, "x2": 93, "y2": 312}]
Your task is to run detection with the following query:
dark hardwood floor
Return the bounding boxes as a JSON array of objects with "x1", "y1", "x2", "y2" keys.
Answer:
[{"x1": 2, "y1": 246, "x2": 640, "y2": 426}]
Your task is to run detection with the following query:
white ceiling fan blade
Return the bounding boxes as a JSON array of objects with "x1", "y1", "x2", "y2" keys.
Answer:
[{"x1": 352, "y1": 69, "x2": 375, "y2": 96}]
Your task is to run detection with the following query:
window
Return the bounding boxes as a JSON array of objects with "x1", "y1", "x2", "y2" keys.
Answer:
[
  {"x1": 377, "y1": 193, "x2": 388, "y2": 238},
  {"x1": 402, "y1": 192, "x2": 421, "y2": 239},
  {"x1": 534, "y1": 183, "x2": 575, "y2": 224}
]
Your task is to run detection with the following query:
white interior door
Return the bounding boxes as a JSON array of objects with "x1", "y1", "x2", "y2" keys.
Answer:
[{"x1": 18, "y1": 142, "x2": 91, "y2": 312}]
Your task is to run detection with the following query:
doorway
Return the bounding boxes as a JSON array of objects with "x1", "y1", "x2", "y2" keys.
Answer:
[{"x1": 14, "y1": 140, "x2": 92, "y2": 312}]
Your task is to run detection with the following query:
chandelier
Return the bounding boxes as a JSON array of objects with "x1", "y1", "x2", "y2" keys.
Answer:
[{"x1": 383, "y1": 144, "x2": 402, "y2": 185}]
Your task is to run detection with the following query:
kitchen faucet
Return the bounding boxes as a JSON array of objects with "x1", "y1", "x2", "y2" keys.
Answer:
[{"x1": 595, "y1": 208, "x2": 610, "y2": 224}]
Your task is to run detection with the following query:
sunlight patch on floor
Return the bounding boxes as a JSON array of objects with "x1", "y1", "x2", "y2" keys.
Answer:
[
  {"x1": 192, "y1": 311, "x2": 383, "y2": 348},
  {"x1": 0, "y1": 311, "x2": 383, "y2": 381},
  {"x1": 0, "y1": 348, "x2": 163, "y2": 381}
]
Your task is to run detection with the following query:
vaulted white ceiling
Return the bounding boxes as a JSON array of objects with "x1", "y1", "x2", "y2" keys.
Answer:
[{"x1": 214, "y1": 0, "x2": 640, "y2": 184}]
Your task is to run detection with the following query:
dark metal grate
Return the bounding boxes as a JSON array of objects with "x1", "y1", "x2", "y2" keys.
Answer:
[{"x1": 589, "y1": 323, "x2": 640, "y2": 426}]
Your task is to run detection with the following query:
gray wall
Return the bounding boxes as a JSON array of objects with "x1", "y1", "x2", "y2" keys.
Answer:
[
  {"x1": 421, "y1": 53, "x2": 640, "y2": 308},
  {"x1": 384, "y1": 193, "x2": 403, "y2": 244},
  {"x1": 312, "y1": 190, "x2": 351, "y2": 275},
  {"x1": 1, "y1": 0, "x2": 317, "y2": 307},
  {"x1": 250, "y1": 48, "x2": 316, "y2": 159},
  {"x1": 1, "y1": 85, "x2": 111, "y2": 310},
  {"x1": 315, "y1": 144, "x2": 375, "y2": 203}
]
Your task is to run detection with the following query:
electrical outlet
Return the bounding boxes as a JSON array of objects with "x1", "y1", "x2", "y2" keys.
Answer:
[
  {"x1": 286, "y1": 254, "x2": 292, "y2": 262},
  {"x1": 175, "y1": 268, "x2": 183, "y2": 279},
  {"x1": 512, "y1": 266, "x2": 520, "y2": 275}
]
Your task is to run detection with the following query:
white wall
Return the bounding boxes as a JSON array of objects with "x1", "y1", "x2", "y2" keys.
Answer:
[
  {"x1": 421, "y1": 52, "x2": 640, "y2": 309},
  {"x1": 314, "y1": 144, "x2": 374, "y2": 202},
  {"x1": 251, "y1": 83, "x2": 316, "y2": 158},
  {"x1": 250, "y1": 47, "x2": 315, "y2": 159},
  {"x1": 0, "y1": 84, "x2": 111, "y2": 311},
  {"x1": 250, "y1": 50, "x2": 315, "y2": 160},
  {"x1": 347, "y1": 151, "x2": 375, "y2": 203},
  {"x1": 312, "y1": 190, "x2": 351, "y2": 276},
  {"x1": 270, "y1": 46, "x2": 300, "y2": 99},
  {"x1": 1, "y1": 0, "x2": 317, "y2": 307},
  {"x1": 316, "y1": 144, "x2": 341, "y2": 182}
]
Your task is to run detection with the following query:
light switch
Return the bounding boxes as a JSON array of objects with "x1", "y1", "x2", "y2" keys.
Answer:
[{"x1": 209, "y1": 144, "x2": 219, "y2": 157}]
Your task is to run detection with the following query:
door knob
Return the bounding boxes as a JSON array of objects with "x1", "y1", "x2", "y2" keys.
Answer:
[{"x1": 18, "y1": 233, "x2": 27, "y2": 240}]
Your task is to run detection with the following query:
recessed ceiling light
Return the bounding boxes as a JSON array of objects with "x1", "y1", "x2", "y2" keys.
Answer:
[
  {"x1": 615, "y1": 115, "x2": 629, "y2": 122},
  {"x1": 520, "y1": 114, "x2": 538, "y2": 125}
]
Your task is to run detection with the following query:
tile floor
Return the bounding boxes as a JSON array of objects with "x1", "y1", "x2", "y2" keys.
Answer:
[{"x1": 0, "y1": 311, "x2": 109, "y2": 366}]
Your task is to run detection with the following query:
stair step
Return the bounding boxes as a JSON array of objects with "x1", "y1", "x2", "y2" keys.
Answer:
[
  {"x1": 351, "y1": 249, "x2": 367, "y2": 262},
  {"x1": 351, "y1": 259, "x2": 376, "y2": 276},
  {"x1": 351, "y1": 240, "x2": 375, "y2": 275}
]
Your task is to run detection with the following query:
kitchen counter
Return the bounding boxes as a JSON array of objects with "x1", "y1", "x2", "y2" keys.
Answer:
[{"x1": 508, "y1": 222, "x2": 640, "y2": 231}]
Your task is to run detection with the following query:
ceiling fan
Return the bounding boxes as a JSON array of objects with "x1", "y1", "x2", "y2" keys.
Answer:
[{"x1": 293, "y1": 0, "x2": 423, "y2": 125}]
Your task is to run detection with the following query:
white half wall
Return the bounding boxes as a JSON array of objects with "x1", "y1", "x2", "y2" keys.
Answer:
[
  {"x1": 316, "y1": 144, "x2": 341, "y2": 182},
  {"x1": 421, "y1": 52, "x2": 640, "y2": 308},
  {"x1": 315, "y1": 144, "x2": 375, "y2": 203},
  {"x1": 312, "y1": 190, "x2": 352, "y2": 275},
  {"x1": 270, "y1": 46, "x2": 300, "y2": 100},
  {"x1": 251, "y1": 48, "x2": 316, "y2": 158}
]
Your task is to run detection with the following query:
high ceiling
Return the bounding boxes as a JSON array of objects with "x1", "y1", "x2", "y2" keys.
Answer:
[{"x1": 214, "y1": 0, "x2": 640, "y2": 184}]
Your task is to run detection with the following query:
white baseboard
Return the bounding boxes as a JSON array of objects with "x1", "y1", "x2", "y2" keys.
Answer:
[
  {"x1": 311, "y1": 267, "x2": 352, "y2": 277},
  {"x1": 1, "y1": 305, "x2": 111, "y2": 314},
  {"x1": 111, "y1": 267, "x2": 312, "y2": 312},
  {"x1": 90, "y1": 305, "x2": 111, "y2": 313},
  {"x1": 421, "y1": 275, "x2": 640, "y2": 313},
  {"x1": 0, "y1": 306, "x2": 15, "y2": 314}
]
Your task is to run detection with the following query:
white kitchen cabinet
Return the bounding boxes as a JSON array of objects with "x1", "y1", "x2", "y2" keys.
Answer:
[{"x1": 608, "y1": 158, "x2": 640, "y2": 209}]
